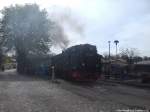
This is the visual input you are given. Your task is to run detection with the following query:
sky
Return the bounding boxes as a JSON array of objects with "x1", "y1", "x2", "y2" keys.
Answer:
[{"x1": 0, "y1": 0, "x2": 150, "y2": 56}]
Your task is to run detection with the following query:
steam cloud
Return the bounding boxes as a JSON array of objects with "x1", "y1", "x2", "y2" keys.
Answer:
[{"x1": 48, "y1": 6, "x2": 85, "y2": 50}]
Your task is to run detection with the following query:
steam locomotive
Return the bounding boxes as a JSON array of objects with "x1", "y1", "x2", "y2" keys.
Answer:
[{"x1": 51, "y1": 44, "x2": 102, "y2": 81}]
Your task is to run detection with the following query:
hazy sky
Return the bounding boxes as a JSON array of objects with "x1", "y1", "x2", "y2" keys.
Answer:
[{"x1": 0, "y1": 0, "x2": 150, "y2": 56}]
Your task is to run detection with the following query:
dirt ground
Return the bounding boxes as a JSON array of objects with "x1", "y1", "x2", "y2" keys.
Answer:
[{"x1": 0, "y1": 69, "x2": 150, "y2": 112}]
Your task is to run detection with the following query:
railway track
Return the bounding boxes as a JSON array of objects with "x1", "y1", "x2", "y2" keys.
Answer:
[
  {"x1": 98, "y1": 79, "x2": 150, "y2": 89},
  {"x1": 56, "y1": 79, "x2": 150, "y2": 110}
]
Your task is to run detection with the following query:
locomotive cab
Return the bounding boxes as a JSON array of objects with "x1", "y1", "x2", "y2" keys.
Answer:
[{"x1": 51, "y1": 44, "x2": 102, "y2": 81}]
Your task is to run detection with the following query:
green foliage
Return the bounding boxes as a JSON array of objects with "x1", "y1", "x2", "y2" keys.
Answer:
[
  {"x1": 0, "y1": 4, "x2": 69, "y2": 73},
  {"x1": 0, "y1": 20, "x2": 4, "y2": 66},
  {"x1": 1, "y1": 4, "x2": 51, "y2": 55},
  {"x1": 0, "y1": 4, "x2": 53, "y2": 73}
]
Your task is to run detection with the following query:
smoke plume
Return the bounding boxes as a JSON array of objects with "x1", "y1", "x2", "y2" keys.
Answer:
[{"x1": 48, "y1": 6, "x2": 85, "y2": 50}]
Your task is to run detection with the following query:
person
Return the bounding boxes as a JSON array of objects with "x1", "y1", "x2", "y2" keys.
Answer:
[
  {"x1": 1, "y1": 65, "x2": 5, "y2": 71},
  {"x1": 121, "y1": 69, "x2": 127, "y2": 80}
]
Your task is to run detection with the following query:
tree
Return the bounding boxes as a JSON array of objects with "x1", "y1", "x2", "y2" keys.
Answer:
[
  {"x1": 0, "y1": 19, "x2": 5, "y2": 68},
  {"x1": 1, "y1": 4, "x2": 52, "y2": 53},
  {"x1": 120, "y1": 48, "x2": 140, "y2": 64},
  {"x1": 1, "y1": 4, "x2": 69, "y2": 73},
  {"x1": 0, "y1": 49, "x2": 3, "y2": 68},
  {"x1": 143, "y1": 56, "x2": 149, "y2": 61}
]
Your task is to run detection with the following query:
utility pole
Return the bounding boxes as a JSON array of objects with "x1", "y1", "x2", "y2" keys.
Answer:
[
  {"x1": 108, "y1": 41, "x2": 111, "y2": 62},
  {"x1": 51, "y1": 66, "x2": 55, "y2": 82},
  {"x1": 107, "y1": 41, "x2": 111, "y2": 79},
  {"x1": 116, "y1": 44, "x2": 117, "y2": 57}
]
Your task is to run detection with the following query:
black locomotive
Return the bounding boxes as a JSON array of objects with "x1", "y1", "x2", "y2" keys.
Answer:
[{"x1": 51, "y1": 44, "x2": 101, "y2": 81}]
